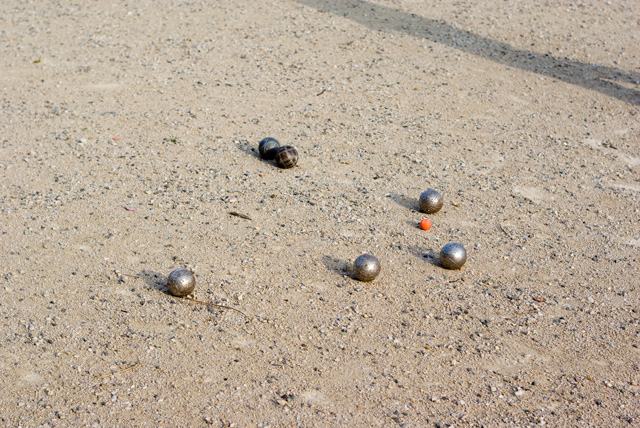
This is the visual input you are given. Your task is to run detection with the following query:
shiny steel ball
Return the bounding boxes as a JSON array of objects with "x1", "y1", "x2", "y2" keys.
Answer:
[
  {"x1": 167, "y1": 269, "x2": 196, "y2": 296},
  {"x1": 274, "y1": 145, "x2": 298, "y2": 169},
  {"x1": 259, "y1": 137, "x2": 281, "y2": 160},
  {"x1": 419, "y1": 189, "x2": 443, "y2": 214},
  {"x1": 440, "y1": 243, "x2": 467, "y2": 270},
  {"x1": 353, "y1": 254, "x2": 381, "y2": 282}
]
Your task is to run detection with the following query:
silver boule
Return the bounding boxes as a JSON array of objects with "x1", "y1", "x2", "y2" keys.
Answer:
[
  {"x1": 440, "y1": 243, "x2": 467, "y2": 270},
  {"x1": 419, "y1": 189, "x2": 443, "y2": 214},
  {"x1": 353, "y1": 254, "x2": 381, "y2": 282},
  {"x1": 167, "y1": 269, "x2": 196, "y2": 296}
]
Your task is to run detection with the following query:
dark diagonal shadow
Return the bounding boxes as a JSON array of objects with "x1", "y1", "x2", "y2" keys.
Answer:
[
  {"x1": 321, "y1": 255, "x2": 349, "y2": 276},
  {"x1": 295, "y1": 0, "x2": 639, "y2": 105},
  {"x1": 139, "y1": 270, "x2": 169, "y2": 294},
  {"x1": 387, "y1": 192, "x2": 419, "y2": 211}
]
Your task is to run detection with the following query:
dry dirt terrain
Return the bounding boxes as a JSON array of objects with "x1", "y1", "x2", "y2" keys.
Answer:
[{"x1": 0, "y1": 0, "x2": 639, "y2": 427}]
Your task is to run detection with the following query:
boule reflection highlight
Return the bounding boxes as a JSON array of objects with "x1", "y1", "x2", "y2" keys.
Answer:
[
  {"x1": 353, "y1": 254, "x2": 381, "y2": 282},
  {"x1": 167, "y1": 269, "x2": 196, "y2": 296},
  {"x1": 440, "y1": 243, "x2": 467, "y2": 270}
]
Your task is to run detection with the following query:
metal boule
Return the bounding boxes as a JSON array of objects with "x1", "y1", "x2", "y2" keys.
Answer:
[
  {"x1": 419, "y1": 189, "x2": 443, "y2": 214},
  {"x1": 353, "y1": 254, "x2": 381, "y2": 282},
  {"x1": 440, "y1": 243, "x2": 467, "y2": 270},
  {"x1": 167, "y1": 269, "x2": 196, "y2": 296}
]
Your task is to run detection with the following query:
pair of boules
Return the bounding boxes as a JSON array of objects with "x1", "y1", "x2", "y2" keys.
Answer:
[
  {"x1": 418, "y1": 189, "x2": 467, "y2": 269},
  {"x1": 259, "y1": 137, "x2": 298, "y2": 169}
]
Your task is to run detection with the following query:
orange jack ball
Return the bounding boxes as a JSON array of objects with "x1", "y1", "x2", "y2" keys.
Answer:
[{"x1": 419, "y1": 219, "x2": 432, "y2": 230}]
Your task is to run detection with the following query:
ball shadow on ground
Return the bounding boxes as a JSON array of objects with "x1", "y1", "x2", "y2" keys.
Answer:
[
  {"x1": 321, "y1": 255, "x2": 352, "y2": 278},
  {"x1": 234, "y1": 140, "x2": 262, "y2": 160},
  {"x1": 387, "y1": 192, "x2": 419, "y2": 212},
  {"x1": 138, "y1": 270, "x2": 169, "y2": 294},
  {"x1": 408, "y1": 245, "x2": 442, "y2": 268},
  {"x1": 406, "y1": 219, "x2": 421, "y2": 229}
]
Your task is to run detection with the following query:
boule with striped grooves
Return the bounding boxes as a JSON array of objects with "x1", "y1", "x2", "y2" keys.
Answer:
[{"x1": 274, "y1": 145, "x2": 298, "y2": 169}]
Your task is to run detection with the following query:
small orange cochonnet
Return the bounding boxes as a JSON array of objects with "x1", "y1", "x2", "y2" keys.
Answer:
[{"x1": 419, "y1": 219, "x2": 431, "y2": 231}]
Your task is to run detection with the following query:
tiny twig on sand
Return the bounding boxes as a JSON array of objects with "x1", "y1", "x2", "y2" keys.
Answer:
[
  {"x1": 229, "y1": 211, "x2": 252, "y2": 220},
  {"x1": 184, "y1": 296, "x2": 250, "y2": 320},
  {"x1": 94, "y1": 361, "x2": 141, "y2": 379}
]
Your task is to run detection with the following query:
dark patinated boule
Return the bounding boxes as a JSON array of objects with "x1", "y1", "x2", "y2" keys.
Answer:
[
  {"x1": 259, "y1": 137, "x2": 281, "y2": 160},
  {"x1": 440, "y1": 243, "x2": 467, "y2": 270},
  {"x1": 419, "y1": 189, "x2": 443, "y2": 214},
  {"x1": 353, "y1": 254, "x2": 381, "y2": 282},
  {"x1": 167, "y1": 269, "x2": 196, "y2": 296},
  {"x1": 274, "y1": 145, "x2": 299, "y2": 169}
]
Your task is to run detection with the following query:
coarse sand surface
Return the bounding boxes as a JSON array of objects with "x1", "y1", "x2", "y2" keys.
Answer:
[{"x1": 0, "y1": 0, "x2": 639, "y2": 426}]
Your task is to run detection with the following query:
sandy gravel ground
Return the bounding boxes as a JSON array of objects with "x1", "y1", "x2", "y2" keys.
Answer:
[{"x1": 1, "y1": 0, "x2": 639, "y2": 427}]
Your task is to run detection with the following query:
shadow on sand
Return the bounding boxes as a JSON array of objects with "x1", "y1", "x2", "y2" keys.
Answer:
[
  {"x1": 321, "y1": 255, "x2": 351, "y2": 277},
  {"x1": 138, "y1": 270, "x2": 169, "y2": 294},
  {"x1": 295, "y1": 0, "x2": 639, "y2": 105},
  {"x1": 387, "y1": 192, "x2": 419, "y2": 211}
]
